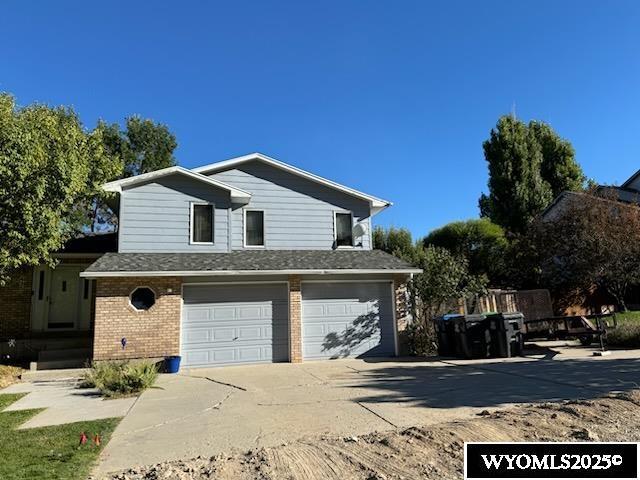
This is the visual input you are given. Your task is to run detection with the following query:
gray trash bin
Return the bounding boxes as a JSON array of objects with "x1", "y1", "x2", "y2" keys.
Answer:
[
  {"x1": 487, "y1": 312, "x2": 525, "y2": 358},
  {"x1": 453, "y1": 314, "x2": 491, "y2": 359},
  {"x1": 435, "y1": 314, "x2": 462, "y2": 356}
]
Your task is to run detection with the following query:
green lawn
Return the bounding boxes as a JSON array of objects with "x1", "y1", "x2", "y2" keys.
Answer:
[
  {"x1": 607, "y1": 311, "x2": 640, "y2": 348},
  {"x1": 0, "y1": 393, "x2": 120, "y2": 480}
]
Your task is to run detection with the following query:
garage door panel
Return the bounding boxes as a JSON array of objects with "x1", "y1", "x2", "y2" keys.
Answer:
[
  {"x1": 182, "y1": 284, "x2": 288, "y2": 367},
  {"x1": 302, "y1": 282, "x2": 394, "y2": 360}
]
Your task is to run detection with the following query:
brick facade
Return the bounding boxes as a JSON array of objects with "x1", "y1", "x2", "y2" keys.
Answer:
[
  {"x1": 393, "y1": 274, "x2": 411, "y2": 355},
  {"x1": 93, "y1": 276, "x2": 182, "y2": 361},
  {"x1": 0, "y1": 267, "x2": 33, "y2": 340},
  {"x1": 288, "y1": 275, "x2": 302, "y2": 363}
]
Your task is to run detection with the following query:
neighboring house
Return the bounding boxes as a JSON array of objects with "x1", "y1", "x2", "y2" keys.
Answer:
[
  {"x1": 1, "y1": 153, "x2": 421, "y2": 369},
  {"x1": 542, "y1": 169, "x2": 640, "y2": 221},
  {"x1": 540, "y1": 168, "x2": 640, "y2": 314}
]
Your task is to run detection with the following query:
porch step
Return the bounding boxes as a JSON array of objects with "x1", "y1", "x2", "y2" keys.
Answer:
[
  {"x1": 35, "y1": 337, "x2": 92, "y2": 350},
  {"x1": 22, "y1": 367, "x2": 88, "y2": 382},
  {"x1": 30, "y1": 358, "x2": 90, "y2": 371},
  {"x1": 38, "y1": 348, "x2": 92, "y2": 362}
]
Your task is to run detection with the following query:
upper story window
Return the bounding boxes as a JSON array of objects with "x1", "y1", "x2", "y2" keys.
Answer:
[
  {"x1": 245, "y1": 210, "x2": 265, "y2": 247},
  {"x1": 335, "y1": 212, "x2": 353, "y2": 247},
  {"x1": 191, "y1": 203, "x2": 214, "y2": 244}
]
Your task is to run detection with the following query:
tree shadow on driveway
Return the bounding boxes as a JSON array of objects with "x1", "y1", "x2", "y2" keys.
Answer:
[{"x1": 346, "y1": 356, "x2": 640, "y2": 409}]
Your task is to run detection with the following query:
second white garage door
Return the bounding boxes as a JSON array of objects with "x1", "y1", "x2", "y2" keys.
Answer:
[
  {"x1": 301, "y1": 282, "x2": 395, "y2": 360},
  {"x1": 181, "y1": 283, "x2": 289, "y2": 367}
]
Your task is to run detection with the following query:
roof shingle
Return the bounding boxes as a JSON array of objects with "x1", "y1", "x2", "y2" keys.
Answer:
[{"x1": 82, "y1": 250, "x2": 421, "y2": 277}]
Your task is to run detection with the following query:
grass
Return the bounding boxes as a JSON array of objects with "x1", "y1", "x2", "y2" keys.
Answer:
[
  {"x1": 80, "y1": 360, "x2": 159, "y2": 398},
  {"x1": 0, "y1": 365, "x2": 22, "y2": 389},
  {"x1": 606, "y1": 311, "x2": 640, "y2": 348},
  {"x1": 0, "y1": 393, "x2": 120, "y2": 480}
]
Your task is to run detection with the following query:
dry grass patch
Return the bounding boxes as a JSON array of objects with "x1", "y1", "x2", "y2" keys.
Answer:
[{"x1": 0, "y1": 366, "x2": 22, "y2": 389}]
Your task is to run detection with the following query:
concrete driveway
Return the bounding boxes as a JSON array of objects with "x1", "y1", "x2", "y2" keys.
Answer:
[{"x1": 95, "y1": 344, "x2": 640, "y2": 476}]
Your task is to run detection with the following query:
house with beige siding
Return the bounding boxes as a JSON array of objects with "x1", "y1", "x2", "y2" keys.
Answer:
[{"x1": 0, "y1": 153, "x2": 420, "y2": 369}]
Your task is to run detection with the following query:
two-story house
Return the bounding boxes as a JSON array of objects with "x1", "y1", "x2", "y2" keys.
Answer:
[{"x1": 1, "y1": 153, "x2": 421, "y2": 369}]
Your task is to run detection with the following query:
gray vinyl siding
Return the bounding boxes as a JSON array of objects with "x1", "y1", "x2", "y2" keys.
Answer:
[
  {"x1": 209, "y1": 161, "x2": 373, "y2": 250},
  {"x1": 119, "y1": 175, "x2": 231, "y2": 253}
]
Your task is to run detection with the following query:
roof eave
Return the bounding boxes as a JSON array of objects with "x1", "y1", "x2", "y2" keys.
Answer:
[
  {"x1": 80, "y1": 268, "x2": 423, "y2": 278},
  {"x1": 101, "y1": 166, "x2": 252, "y2": 201}
]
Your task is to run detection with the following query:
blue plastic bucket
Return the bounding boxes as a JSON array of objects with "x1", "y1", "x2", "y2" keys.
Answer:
[{"x1": 164, "y1": 355, "x2": 181, "y2": 374}]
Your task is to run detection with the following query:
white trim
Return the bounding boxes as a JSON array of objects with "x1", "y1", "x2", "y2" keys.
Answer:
[
  {"x1": 102, "y1": 166, "x2": 252, "y2": 203},
  {"x1": 333, "y1": 211, "x2": 355, "y2": 249},
  {"x1": 192, "y1": 153, "x2": 391, "y2": 214},
  {"x1": 243, "y1": 209, "x2": 266, "y2": 248},
  {"x1": 189, "y1": 202, "x2": 215, "y2": 245},
  {"x1": 128, "y1": 286, "x2": 157, "y2": 312},
  {"x1": 81, "y1": 268, "x2": 423, "y2": 278}
]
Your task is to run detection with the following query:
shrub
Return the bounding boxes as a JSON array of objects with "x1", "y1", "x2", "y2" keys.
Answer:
[
  {"x1": 80, "y1": 361, "x2": 158, "y2": 398},
  {"x1": 607, "y1": 313, "x2": 640, "y2": 348}
]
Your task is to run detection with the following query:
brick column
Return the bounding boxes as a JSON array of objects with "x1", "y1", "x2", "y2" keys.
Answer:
[
  {"x1": 393, "y1": 274, "x2": 411, "y2": 355},
  {"x1": 288, "y1": 275, "x2": 302, "y2": 363}
]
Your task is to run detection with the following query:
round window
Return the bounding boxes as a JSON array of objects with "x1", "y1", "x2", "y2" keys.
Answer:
[{"x1": 130, "y1": 287, "x2": 156, "y2": 311}]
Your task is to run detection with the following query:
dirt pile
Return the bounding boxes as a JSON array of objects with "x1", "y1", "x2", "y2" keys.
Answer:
[{"x1": 108, "y1": 391, "x2": 640, "y2": 480}]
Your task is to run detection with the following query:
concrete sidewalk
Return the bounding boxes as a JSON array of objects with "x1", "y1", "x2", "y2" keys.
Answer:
[
  {"x1": 1, "y1": 378, "x2": 136, "y2": 429},
  {"x1": 94, "y1": 346, "x2": 640, "y2": 476}
]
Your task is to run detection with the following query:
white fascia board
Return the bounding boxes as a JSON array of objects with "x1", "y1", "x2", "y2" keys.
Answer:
[
  {"x1": 80, "y1": 268, "x2": 423, "y2": 278},
  {"x1": 102, "y1": 166, "x2": 252, "y2": 202},
  {"x1": 193, "y1": 153, "x2": 392, "y2": 212}
]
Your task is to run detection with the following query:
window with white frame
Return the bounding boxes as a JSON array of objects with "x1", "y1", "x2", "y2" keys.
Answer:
[
  {"x1": 245, "y1": 210, "x2": 265, "y2": 247},
  {"x1": 191, "y1": 203, "x2": 214, "y2": 244},
  {"x1": 335, "y1": 212, "x2": 353, "y2": 247}
]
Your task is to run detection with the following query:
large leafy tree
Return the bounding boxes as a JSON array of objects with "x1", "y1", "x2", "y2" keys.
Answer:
[
  {"x1": 423, "y1": 218, "x2": 508, "y2": 285},
  {"x1": 0, "y1": 94, "x2": 122, "y2": 283},
  {"x1": 527, "y1": 191, "x2": 640, "y2": 311},
  {"x1": 90, "y1": 116, "x2": 178, "y2": 231},
  {"x1": 373, "y1": 226, "x2": 415, "y2": 261},
  {"x1": 479, "y1": 115, "x2": 585, "y2": 234},
  {"x1": 101, "y1": 116, "x2": 177, "y2": 177},
  {"x1": 530, "y1": 121, "x2": 585, "y2": 197}
]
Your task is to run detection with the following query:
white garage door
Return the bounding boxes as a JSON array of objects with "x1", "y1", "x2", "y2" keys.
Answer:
[
  {"x1": 181, "y1": 283, "x2": 289, "y2": 367},
  {"x1": 301, "y1": 282, "x2": 395, "y2": 360}
]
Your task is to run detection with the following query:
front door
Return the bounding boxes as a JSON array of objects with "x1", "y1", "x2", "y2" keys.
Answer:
[{"x1": 47, "y1": 268, "x2": 80, "y2": 329}]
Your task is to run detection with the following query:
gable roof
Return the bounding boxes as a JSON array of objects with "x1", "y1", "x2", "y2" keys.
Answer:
[
  {"x1": 193, "y1": 152, "x2": 392, "y2": 213},
  {"x1": 102, "y1": 166, "x2": 252, "y2": 203},
  {"x1": 622, "y1": 169, "x2": 640, "y2": 190}
]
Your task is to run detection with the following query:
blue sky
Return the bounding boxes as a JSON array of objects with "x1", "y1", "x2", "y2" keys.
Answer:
[{"x1": 2, "y1": 1, "x2": 639, "y2": 238}]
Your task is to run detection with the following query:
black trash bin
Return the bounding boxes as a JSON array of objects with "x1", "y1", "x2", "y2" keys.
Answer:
[
  {"x1": 487, "y1": 312, "x2": 525, "y2": 358},
  {"x1": 453, "y1": 314, "x2": 491, "y2": 359},
  {"x1": 434, "y1": 314, "x2": 461, "y2": 356}
]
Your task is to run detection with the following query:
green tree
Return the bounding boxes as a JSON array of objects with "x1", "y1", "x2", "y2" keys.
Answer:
[
  {"x1": 101, "y1": 116, "x2": 177, "y2": 178},
  {"x1": 0, "y1": 94, "x2": 122, "y2": 283},
  {"x1": 529, "y1": 121, "x2": 585, "y2": 197},
  {"x1": 423, "y1": 218, "x2": 508, "y2": 285},
  {"x1": 373, "y1": 226, "x2": 415, "y2": 261},
  {"x1": 91, "y1": 116, "x2": 178, "y2": 231},
  {"x1": 479, "y1": 115, "x2": 552, "y2": 233},
  {"x1": 479, "y1": 116, "x2": 585, "y2": 234}
]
